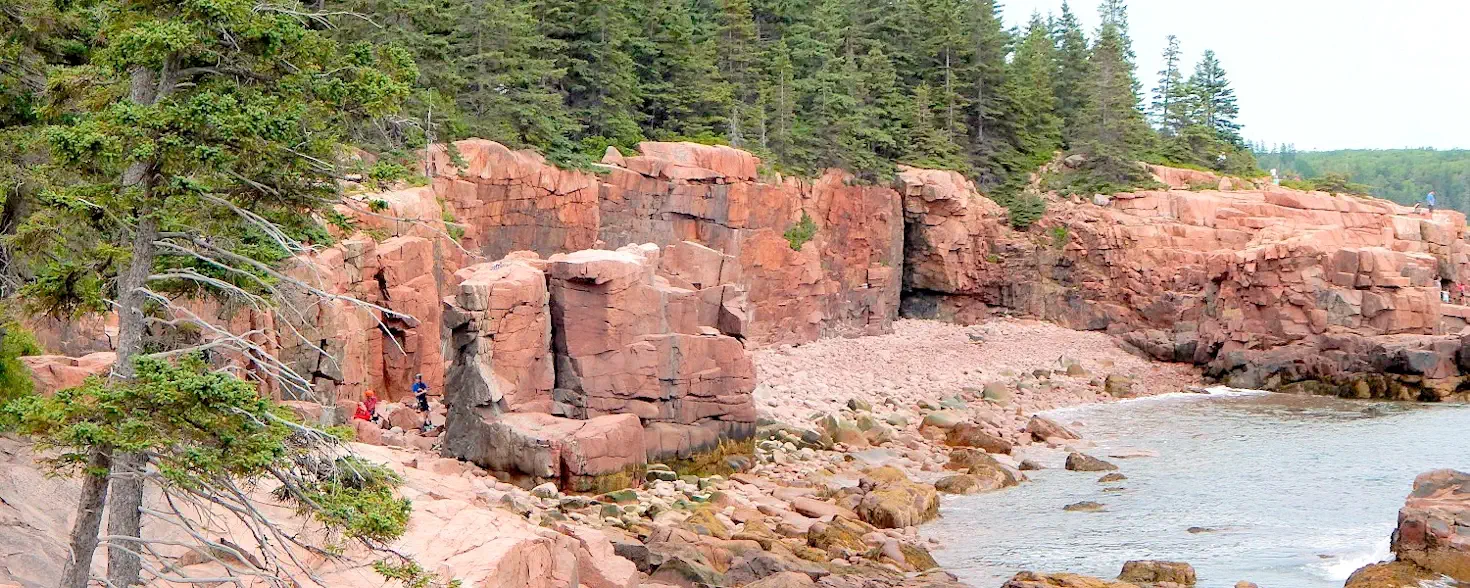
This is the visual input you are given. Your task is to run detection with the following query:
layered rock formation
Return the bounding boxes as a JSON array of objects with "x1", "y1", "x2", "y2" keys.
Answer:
[
  {"x1": 429, "y1": 139, "x2": 903, "y2": 346},
  {"x1": 1389, "y1": 469, "x2": 1470, "y2": 581},
  {"x1": 898, "y1": 166, "x2": 1470, "y2": 399},
  {"x1": 440, "y1": 242, "x2": 756, "y2": 490}
]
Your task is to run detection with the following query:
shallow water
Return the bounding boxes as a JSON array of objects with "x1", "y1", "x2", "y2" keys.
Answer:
[{"x1": 925, "y1": 390, "x2": 1470, "y2": 587}]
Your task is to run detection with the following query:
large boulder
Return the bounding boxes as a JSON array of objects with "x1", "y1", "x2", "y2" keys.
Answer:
[
  {"x1": 1003, "y1": 572, "x2": 1140, "y2": 588},
  {"x1": 20, "y1": 352, "x2": 115, "y2": 396},
  {"x1": 445, "y1": 412, "x2": 646, "y2": 492},
  {"x1": 442, "y1": 257, "x2": 555, "y2": 416},
  {"x1": 1345, "y1": 561, "x2": 1437, "y2": 588},
  {"x1": 944, "y1": 423, "x2": 1014, "y2": 454},
  {"x1": 1117, "y1": 560, "x2": 1196, "y2": 586},
  {"x1": 546, "y1": 244, "x2": 757, "y2": 460},
  {"x1": 1027, "y1": 416, "x2": 1081, "y2": 441},
  {"x1": 1066, "y1": 453, "x2": 1119, "y2": 472},
  {"x1": 1391, "y1": 469, "x2": 1470, "y2": 581},
  {"x1": 855, "y1": 470, "x2": 940, "y2": 529}
]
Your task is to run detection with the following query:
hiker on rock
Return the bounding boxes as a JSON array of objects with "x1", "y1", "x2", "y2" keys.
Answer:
[
  {"x1": 363, "y1": 390, "x2": 379, "y2": 422},
  {"x1": 1425, "y1": 191, "x2": 1436, "y2": 214},
  {"x1": 412, "y1": 374, "x2": 431, "y2": 432}
]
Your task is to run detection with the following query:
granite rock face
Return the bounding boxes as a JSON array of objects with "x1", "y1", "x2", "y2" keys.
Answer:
[
  {"x1": 898, "y1": 166, "x2": 1470, "y2": 398},
  {"x1": 439, "y1": 242, "x2": 757, "y2": 488},
  {"x1": 428, "y1": 139, "x2": 903, "y2": 346},
  {"x1": 1390, "y1": 469, "x2": 1470, "y2": 581}
]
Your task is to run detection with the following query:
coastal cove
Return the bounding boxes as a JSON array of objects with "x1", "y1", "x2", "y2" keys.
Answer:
[{"x1": 926, "y1": 391, "x2": 1470, "y2": 587}]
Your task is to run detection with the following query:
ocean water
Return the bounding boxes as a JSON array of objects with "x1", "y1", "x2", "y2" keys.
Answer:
[{"x1": 924, "y1": 390, "x2": 1470, "y2": 587}]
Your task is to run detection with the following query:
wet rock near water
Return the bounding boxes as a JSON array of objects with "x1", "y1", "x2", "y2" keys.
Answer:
[
  {"x1": 1066, "y1": 452, "x2": 1119, "y2": 472},
  {"x1": 1386, "y1": 468, "x2": 1470, "y2": 582},
  {"x1": 1117, "y1": 560, "x2": 1197, "y2": 586}
]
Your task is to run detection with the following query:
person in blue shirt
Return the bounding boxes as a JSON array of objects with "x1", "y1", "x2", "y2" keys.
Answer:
[
  {"x1": 1426, "y1": 191, "x2": 1436, "y2": 214},
  {"x1": 412, "y1": 373, "x2": 431, "y2": 432}
]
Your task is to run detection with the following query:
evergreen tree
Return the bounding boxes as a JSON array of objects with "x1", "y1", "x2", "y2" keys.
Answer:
[
  {"x1": 1150, "y1": 35, "x2": 1189, "y2": 135},
  {"x1": 1097, "y1": 0, "x2": 1134, "y2": 59},
  {"x1": 12, "y1": 1, "x2": 416, "y2": 585},
  {"x1": 1188, "y1": 50, "x2": 1242, "y2": 143},
  {"x1": 904, "y1": 83, "x2": 966, "y2": 170},
  {"x1": 630, "y1": 0, "x2": 730, "y2": 141},
  {"x1": 759, "y1": 39, "x2": 799, "y2": 161},
  {"x1": 454, "y1": 0, "x2": 577, "y2": 151},
  {"x1": 1050, "y1": 1, "x2": 1090, "y2": 148},
  {"x1": 914, "y1": 0, "x2": 972, "y2": 149},
  {"x1": 858, "y1": 46, "x2": 908, "y2": 166},
  {"x1": 712, "y1": 0, "x2": 761, "y2": 147},
  {"x1": 1073, "y1": 10, "x2": 1154, "y2": 186},
  {"x1": 537, "y1": 0, "x2": 644, "y2": 149},
  {"x1": 956, "y1": 0, "x2": 1013, "y2": 179},
  {"x1": 1006, "y1": 13, "x2": 1063, "y2": 166},
  {"x1": 332, "y1": 0, "x2": 462, "y2": 148}
]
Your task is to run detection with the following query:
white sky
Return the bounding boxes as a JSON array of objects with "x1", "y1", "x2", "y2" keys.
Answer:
[{"x1": 999, "y1": 0, "x2": 1470, "y2": 151}]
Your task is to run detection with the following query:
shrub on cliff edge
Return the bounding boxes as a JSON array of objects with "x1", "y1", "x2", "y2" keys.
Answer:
[{"x1": 784, "y1": 211, "x2": 818, "y2": 251}]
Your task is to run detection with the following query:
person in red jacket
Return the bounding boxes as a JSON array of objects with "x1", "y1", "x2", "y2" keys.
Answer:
[
  {"x1": 352, "y1": 402, "x2": 373, "y2": 422},
  {"x1": 363, "y1": 390, "x2": 380, "y2": 422}
]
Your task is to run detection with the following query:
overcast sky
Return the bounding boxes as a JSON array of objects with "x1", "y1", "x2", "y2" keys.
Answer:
[{"x1": 999, "y1": 0, "x2": 1470, "y2": 151}]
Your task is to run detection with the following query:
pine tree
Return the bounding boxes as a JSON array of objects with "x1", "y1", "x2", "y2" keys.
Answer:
[
  {"x1": 1074, "y1": 11, "x2": 1154, "y2": 185},
  {"x1": 904, "y1": 83, "x2": 966, "y2": 170},
  {"x1": 332, "y1": 0, "x2": 463, "y2": 148},
  {"x1": 1188, "y1": 50, "x2": 1242, "y2": 143},
  {"x1": 914, "y1": 0, "x2": 973, "y2": 150},
  {"x1": 759, "y1": 39, "x2": 799, "y2": 161},
  {"x1": 454, "y1": 0, "x2": 576, "y2": 151},
  {"x1": 858, "y1": 46, "x2": 907, "y2": 166},
  {"x1": 631, "y1": 0, "x2": 731, "y2": 141},
  {"x1": 1050, "y1": 1, "x2": 1090, "y2": 148},
  {"x1": 954, "y1": 0, "x2": 1013, "y2": 179},
  {"x1": 712, "y1": 0, "x2": 761, "y2": 147},
  {"x1": 1150, "y1": 35, "x2": 1189, "y2": 135},
  {"x1": 537, "y1": 0, "x2": 644, "y2": 149},
  {"x1": 15, "y1": 1, "x2": 416, "y2": 585},
  {"x1": 1006, "y1": 13, "x2": 1063, "y2": 165}
]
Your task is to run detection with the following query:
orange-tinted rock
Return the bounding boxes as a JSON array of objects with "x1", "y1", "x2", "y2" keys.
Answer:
[
  {"x1": 1150, "y1": 164, "x2": 1221, "y2": 190},
  {"x1": 546, "y1": 244, "x2": 757, "y2": 454},
  {"x1": 899, "y1": 171, "x2": 1470, "y2": 395},
  {"x1": 424, "y1": 139, "x2": 901, "y2": 346},
  {"x1": 426, "y1": 139, "x2": 599, "y2": 261},
  {"x1": 1390, "y1": 469, "x2": 1470, "y2": 582},
  {"x1": 442, "y1": 257, "x2": 555, "y2": 415},
  {"x1": 449, "y1": 411, "x2": 645, "y2": 490},
  {"x1": 20, "y1": 352, "x2": 115, "y2": 396}
]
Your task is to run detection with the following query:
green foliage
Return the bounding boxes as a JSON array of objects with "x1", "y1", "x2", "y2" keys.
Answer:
[
  {"x1": 1254, "y1": 147, "x2": 1470, "y2": 213},
  {"x1": 1187, "y1": 50, "x2": 1240, "y2": 143},
  {"x1": 1048, "y1": 225, "x2": 1070, "y2": 249},
  {"x1": 1044, "y1": 156, "x2": 1162, "y2": 198},
  {"x1": 1149, "y1": 36, "x2": 1188, "y2": 135},
  {"x1": 1311, "y1": 172, "x2": 1372, "y2": 196},
  {"x1": 1155, "y1": 124, "x2": 1260, "y2": 177},
  {"x1": 783, "y1": 211, "x2": 817, "y2": 251},
  {"x1": 3, "y1": 355, "x2": 411, "y2": 540},
  {"x1": 374, "y1": 557, "x2": 463, "y2": 588},
  {"x1": 439, "y1": 201, "x2": 465, "y2": 241},
  {"x1": 0, "y1": 322, "x2": 40, "y2": 404},
  {"x1": 990, "y1": 191, "x2": 1047, "y2": 229}
]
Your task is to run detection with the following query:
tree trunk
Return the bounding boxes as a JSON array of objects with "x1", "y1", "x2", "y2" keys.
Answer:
[
  {"x1": 106, "y1": 61, "x2": 171, "y2": 588},
  {"x1": 59, "y1": 449, "x2": 111, "y2": 588}
]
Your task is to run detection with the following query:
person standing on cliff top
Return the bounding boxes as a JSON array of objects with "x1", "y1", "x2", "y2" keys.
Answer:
[
  {"x1": 1425, "y1": 191, "x2": 1436, "y2": 214},
  {"x1": 412, "y1": 374, "x2": 431, "y2": 432}
]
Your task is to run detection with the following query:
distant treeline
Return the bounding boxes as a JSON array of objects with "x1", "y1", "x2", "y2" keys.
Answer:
[{"x1": 1252, "y1": 146, "x2": 1470, "y2": 214}]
